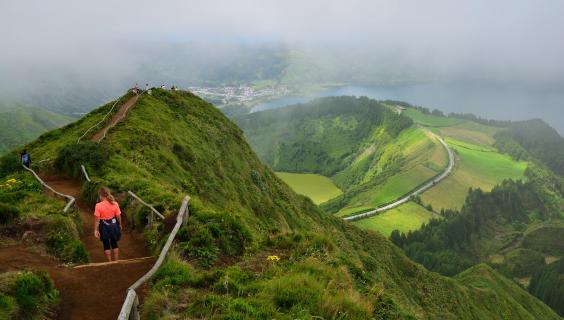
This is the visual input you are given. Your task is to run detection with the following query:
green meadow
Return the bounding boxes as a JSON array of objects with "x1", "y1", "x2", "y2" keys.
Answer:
[
  {"x1": 353, "y1": 202, "x2": 440, "y2": 236},
  {"x1": 403, "y1": 108, "x2": 465, "y2": 127},
  {"x1": 421, "y1": 137, "x2": 528, "y2": 210},
  {"x1": 275, "y1": 172, "x2": 343, "y2": 204}
]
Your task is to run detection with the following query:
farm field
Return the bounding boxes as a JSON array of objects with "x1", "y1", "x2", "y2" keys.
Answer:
[
  {"x1": 335, "y1": 128, "x2": 448, "y2": 215},
  {"x1": 403, "y1": 108, "x2": 465, "y2": 127},
  {"x1": 353, "y1": 201, "x2": 440, "y2": 236},
  {"x1": 337, "y1": 128, "x2": 448, "y2": 216},
  {"x1": 420, "y1": 137, "x2": 527, "y2": 210},
  {"x1": 275, "y1": 172, "x2": 343, "y2": 204},
  {"x1": 438, "y1": 121, "x2": 500, "y2": 145}
]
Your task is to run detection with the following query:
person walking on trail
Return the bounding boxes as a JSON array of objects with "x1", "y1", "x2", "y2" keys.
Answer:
[
  {"x1": 20, "y1": 149, "x2": 31, "y2": 168},
  {"x1": 94, "y1": 187, "x2": 122, "y2": 262}
]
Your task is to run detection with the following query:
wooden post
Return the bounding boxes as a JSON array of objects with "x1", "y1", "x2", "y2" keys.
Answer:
[
  {"x1": 80, "y1": 165, "x2": 91, "y2": 182},
  {"x1": 148, "y1": 211, "x2": 154, "y2": 228},
  {"x1": 131, "y1": 295, "x2": 140, "y2": 320},
  {"x1": 182, "y1": 200, "x2": 190, "y2": 227},
  {"x1": 127, "y1": 191, "x2": 165, "y2": 220},
  {"x1": 117, "y1": 196, "x2": 190, "y2": 319}
]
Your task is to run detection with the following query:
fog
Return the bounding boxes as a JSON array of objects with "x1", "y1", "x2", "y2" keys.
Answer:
[{"x1": 1, "y1": 0, "x2": 563, "y2": 130}]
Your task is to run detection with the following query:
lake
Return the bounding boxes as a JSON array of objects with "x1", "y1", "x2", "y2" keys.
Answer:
[{"x1": 252, "y1": 82, "x2": 564, "y2": 135}]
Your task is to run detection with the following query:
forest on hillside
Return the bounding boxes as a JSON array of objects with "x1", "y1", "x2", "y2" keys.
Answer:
[{"x1": 236, "y1": 96, "x2": 413, "y2": 176}]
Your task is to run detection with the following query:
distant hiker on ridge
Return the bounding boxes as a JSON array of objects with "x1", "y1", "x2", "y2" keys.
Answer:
[
  {"x1": 94, "y1": 187, "x2": 122, "y2": 262},
  {"x1": 20, "y1": 149, "x2": 31, "y2": 168}
]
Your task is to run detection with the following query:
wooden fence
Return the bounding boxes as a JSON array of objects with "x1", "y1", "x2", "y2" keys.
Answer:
[
  {"x1": 117, "y1": 195, "x2": 190, "y2": 320},
  {"x1": 80, "y1": 165, "x2": 164, "y2": 227},
  {"x1": 22, "y1": 165, "x2": 76, "y2": 213}
]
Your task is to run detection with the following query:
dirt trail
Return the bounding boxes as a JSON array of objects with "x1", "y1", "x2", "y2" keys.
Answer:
[
  {"x1": 0, "y1": 245, "x2": 154, "y2": 320},
  {"x1": 91, "y1": 94, "x2": 139, "y2": 142},
  {"x1": 0, "y1": 95, "x2": 154, "y2": 319},
  {"x1": 9, "y1": 174, "x2": 154, "y2": 320},
  {"x1": 42, "y1": 175, "x2": 149, "y2": 262}
]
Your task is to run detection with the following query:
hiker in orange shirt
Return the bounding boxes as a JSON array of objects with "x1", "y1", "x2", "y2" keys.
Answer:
[{"x1": 94, "y1": 187, "x2": 122, "y2": 262}]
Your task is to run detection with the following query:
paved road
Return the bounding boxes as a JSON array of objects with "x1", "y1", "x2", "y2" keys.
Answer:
[{"x1": 343, "y1": 131, "x2": 455, "y2": 221}]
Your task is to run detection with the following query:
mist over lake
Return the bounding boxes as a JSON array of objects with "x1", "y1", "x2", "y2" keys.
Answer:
[{"x1": 253, "y1": 82, "x2": 564, "y2": 135}]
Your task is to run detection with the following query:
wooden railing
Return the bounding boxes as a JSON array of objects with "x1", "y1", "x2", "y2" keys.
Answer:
[
  {"x1": 77, "y1": 96, "x2": 124, "y2": 144},
  {"x1": 80, "y1": 165, "x2": 163, "y2": 227},
  {"x1": 22, "y1": 165, "x2": 76, "y2": 213},
  {"x1": 117, "y1": 196, "x2": 190, "y2": 320},
  {"x1": 80, "y1": 164, "x2": 91, "y2": 182},
  {"x1": 127, "y1": 191, "x2": 165, "y2": 227}
]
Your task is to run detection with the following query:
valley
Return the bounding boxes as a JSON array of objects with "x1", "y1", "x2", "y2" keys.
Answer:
[
  {"x1": 238, "y1": 96, "x2": 563, "y2": 316},
  {"x1": 0, "y1": 105, "x2": 73, "y2": 156},
  {"x1": 1, "y1": 90, "x2": 560, "y2": 319}
]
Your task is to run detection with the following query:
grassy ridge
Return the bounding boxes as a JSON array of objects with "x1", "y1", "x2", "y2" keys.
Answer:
[
  {"x1": 8, "y1": 90, "x2": 558, "y2": 319},
  {"x1": 275, "y1": 172, "x2": 342, "y2": 204}
]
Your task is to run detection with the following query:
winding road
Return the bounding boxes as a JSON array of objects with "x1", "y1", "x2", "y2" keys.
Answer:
[{"x1": 343, "y1": 131, "x2": 455, "y2": 221}]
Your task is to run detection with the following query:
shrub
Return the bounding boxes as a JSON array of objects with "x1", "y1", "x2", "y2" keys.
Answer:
[
  {"x1": 0, "y1": 154, "x2": 21, "y2": 178},
  {"x1": 45, "y1": 216, "x2": 89, "y2": 263},
  {"x1": 271, "y1": 273, "x2": 322, "y2": 312},
  {"x1": 54, "y1": 142, "x2": 109, "y2": 179},
  {"x1": 80, "y1": 177, "x2": 103, "y2": 206},
  {"x1": 0, "y1": 294, "x2": 16, "y2": 319},
  {"x1": 178, "y1": 209, "x2": 252, "y2": 268},
  {"x1": 12, "y1": 271, "x2": 58, "y2": 318},
  {"x1": 151, "y1": 256, "x2": 197, "y2": 290},
  {"x1": 0, "y1": 204, "x2": 19, "y2": 225},
  {"x1": 373, "y1": 293, "x2": 403, "y2": 320}
]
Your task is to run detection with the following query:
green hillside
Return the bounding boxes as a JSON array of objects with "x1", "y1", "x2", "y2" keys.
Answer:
[
  {"x1": 0, "y1": 104, "x2": 73, "y2": 155},
  {"x1": 1, "y1": 90, "x2": 558, "y2": 319},
  {"x1": 235, "y1": 97, "x2": 451, "y2": 215}
]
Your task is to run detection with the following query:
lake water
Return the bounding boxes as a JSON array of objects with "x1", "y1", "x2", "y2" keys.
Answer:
[{"x1": 252, "y1": 82, "x2": 564, "y2": 135}]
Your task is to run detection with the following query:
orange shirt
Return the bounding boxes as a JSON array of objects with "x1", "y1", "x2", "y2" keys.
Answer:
[{"x1": 94, "y1": 200, "x2": 121, "y2": 220}]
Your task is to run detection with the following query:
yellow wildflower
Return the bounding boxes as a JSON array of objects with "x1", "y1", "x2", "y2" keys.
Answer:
[
  {"x1": 6, "y1": 178, "x2": 17, "y2": 184},
  {"x1": 266, "y1": 255, "x2": 280, "y2": 262}
]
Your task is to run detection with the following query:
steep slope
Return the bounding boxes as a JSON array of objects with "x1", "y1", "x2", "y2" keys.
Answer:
[
  {"x1": 383, "y1": 104, "x2": 564, "y2": 316},
  {"x1": 0, "y1": 104, "x2": 72, "y2": 155},
  {"x1": 5, "y1": 89, "x2": 558, "y2": 319},
  {"x1": 495, "y1": 119, "x2": 564, "y2": 176},
  {"x1": 235, "y1": 96, "x2": 452, "y2": 216}
]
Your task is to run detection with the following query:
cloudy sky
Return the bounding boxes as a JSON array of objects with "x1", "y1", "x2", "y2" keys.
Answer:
[
  {"x1": 1, "y1": 0, "x2": 564, "y2": 133},
  {"x1": 2, "y1": 0, "x2": 564, "y2": 81}
]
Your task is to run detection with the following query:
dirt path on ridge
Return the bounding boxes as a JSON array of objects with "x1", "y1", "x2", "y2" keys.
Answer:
[
  {"x1": 0, "y1": 95, "x2": 155, "y2": 319},
  {"x1": 42, "y1": 175, "x2": 150, "y2": 263},
  {"x1": 91, "y1": 94, "x2": 139, "y2": 142}
]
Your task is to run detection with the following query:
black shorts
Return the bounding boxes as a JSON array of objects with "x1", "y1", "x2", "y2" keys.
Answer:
[
  {"x1": 102, "y1": 238, "x2": 118, "y2": 250},
  {"x1": 99, "y1": 218, "x2": 121, "y2": 251}
]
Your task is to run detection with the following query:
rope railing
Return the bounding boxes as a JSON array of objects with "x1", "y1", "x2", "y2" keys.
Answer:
[
  {"x1": 77, "y1": 97, "x2": 123, "y2": 144},
  {"x1": 80, "y1": 165, "x2": 91, "y2": 182},
  {"x1": 98, "y1": 91, "x2": 144, "y2": 142},
  {"x1": 127, "y1": 190, "x2": 165, "y2": 229},
  {"x1": 118, "y1": 195, "x2": 190, "y2": 320},
  {"x1": 22, "y1": 165, "x2": 76, "y2": 213},
  {"x1": 81, "y1": 164, "x2": 164, "y2": 226}
]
